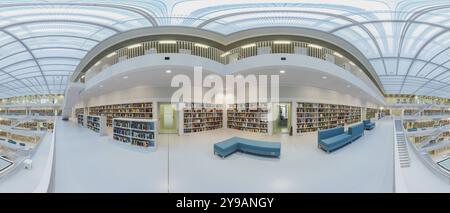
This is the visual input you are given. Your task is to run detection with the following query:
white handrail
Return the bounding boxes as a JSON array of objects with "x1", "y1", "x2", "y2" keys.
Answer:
[{"x1": 32, "y1": 117, "x2": 57, "y2": 193}]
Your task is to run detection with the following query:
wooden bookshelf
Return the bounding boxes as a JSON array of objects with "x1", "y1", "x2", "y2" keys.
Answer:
[
  {"x1": 0, "y1": 130, "x2": 42, "y2": 149},
  {"x1": 0, "y1": 130, "x2": 7, "y2": 138},
  {"x1": 16, "y1": 120, "x2": 54, "y2": 131},
  {"x1": 88, "y1": 102, "x2": 153, "y2": 127},
  {"x1": 8, "y1": 109, "x2": 26, "y2": 116},
  {"x1": 403, "y1": 119, "x2": 450, "y2": 129},
  {"x1": 77, "y1": 114, "x2": 85, "y2": 126},
  {"x1": 113, "y1": 118, "x2": 157, "y2": 148},
  {"x1": 0, "y1": 118, "x2": 12, "y2": 126},
  {"x1": 183, "y1": 103, "x2": 223, "y2": 133},
  {"x1": 75, "y1": 108, "x2": 84, "y2": 116},
  {"x1": 86, "y1": 115, "x2": 107, "y2": 136},
  {"x1": 366, "y1": 108, "x2": 378, "y2": 119},
  {"x1": 227, "y1": 103, "x2": 269, "y2": 134},
  {"x1": 404, "y1": 109, "x2": 450, "y2": 116},
  {"x1": 296, "y1": 102, "x2": 361, "y2": 133}
]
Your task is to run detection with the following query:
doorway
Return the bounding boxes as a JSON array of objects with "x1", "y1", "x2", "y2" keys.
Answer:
[
  {"x1": 275, "y1": 103, "x2": 291, "y2": 134},
  {"x1": 158, "y1": 103, "x2": 178, "y2": 134}
]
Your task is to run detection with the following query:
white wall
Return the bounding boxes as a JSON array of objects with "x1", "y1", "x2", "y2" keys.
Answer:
[
  {"x1": 76, "y1": 85, "x2": 379, "y2": 109},
  {"x1": 279, "y1": 86, "x2": 379, "y2": 108}
]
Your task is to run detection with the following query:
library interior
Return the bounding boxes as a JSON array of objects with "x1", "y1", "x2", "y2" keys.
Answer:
[{"x1": 0, "y1": 0, "x2": 450, "y2": 193}]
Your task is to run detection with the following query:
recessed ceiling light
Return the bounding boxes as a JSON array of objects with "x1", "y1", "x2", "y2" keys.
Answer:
[
  {"x1": 241, "y1": 43, "x2": 256, "y2": 49},
  {"x1": 333, "y1": 52, "x2": 343, "y2": 58},
  {"x1": 349, "y1": 61, "x2": 355, "y2": 66},
  {"x1": 166, "y1": 70, "x2": 172, "y2": 74},
  {"x1": 273, "y1": 40, "x2": 291, "y2": 44},
  {"x1": 81, "y1": 75, "x2": 85, "y2": 79},
  {"x1": 127, "y1": 44, "x2": 142, "y2": 49},
  {"x1": 123, "y1": 76, "x2": 129, "y2": 79},
  {"x1": 220, "y1": 52, "x2": 230, "y2": 57},
  {"x1": 322, "y1": 76, "x2": 327, "y2": 79},
  {"x1": 107, "y1": 52, "x2": 117, "y2": 58},
  {"x1": 99, "y1": 85, "x2": 104, "y2": 88},
  {"x1": 194, "y1": 43, "x2": 209, "y2": 48},
  {"x1": 308, "y1": 44, "x2": 323, "y2": 49},
  {"x1": 95, "y1": 61, "x2": 100, "y2": 66},
  {"x1": 159, "y1": 40, "x2": 177, "y2": 44},
  {"x1": 346, "y1": 85, "x2": 351, "y2": 88},
  {"x1": 279, "y1": 70, "x2": 286, "y2": 74}
]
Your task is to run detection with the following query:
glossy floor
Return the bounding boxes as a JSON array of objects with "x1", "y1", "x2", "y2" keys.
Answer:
[{"x1": 54, "y1": 119, "x2": 394, "y2": 192}]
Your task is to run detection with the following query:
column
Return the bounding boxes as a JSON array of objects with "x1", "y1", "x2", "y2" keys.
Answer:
[{"x1": 292, "y1": 101, "x2": 297, "y2": 135}]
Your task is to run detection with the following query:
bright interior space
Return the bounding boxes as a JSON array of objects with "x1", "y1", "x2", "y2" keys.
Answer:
[{"x1": 0, "y1": 0, "x2": 449, "y2": 193}]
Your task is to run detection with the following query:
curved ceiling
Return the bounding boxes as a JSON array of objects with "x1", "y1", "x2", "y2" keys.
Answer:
[{"x1": 0, "y1": 0, "x2": 449, "y2": 98}]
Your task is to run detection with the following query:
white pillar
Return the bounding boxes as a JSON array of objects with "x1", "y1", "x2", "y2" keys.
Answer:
[
  {"x1": 178, "y1": 103, "x2": 184, "y2": 136},
  {"x1": 152, "y1": 101, "x2": 158, "y2": 120},
  {"x1": 222, "y1": 104, "x2": 227, "y2": 130},
  {"x1": 268, "y1": 103, "x2": 273, "y2": 135},
  {"x1": 292, "y1": 101, "x2": 297, "y2": 135}
]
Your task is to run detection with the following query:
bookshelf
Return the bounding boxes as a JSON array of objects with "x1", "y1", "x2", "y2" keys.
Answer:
[
  {"x1": 88, "y1": 102, "x2": 153, "y2": 127},
  {"x1": 77, "y1": 114, "x2": 85, "y2": 126},
  {"x1": 9, "y1": 133, "x2": 41, "y2": 144},
  {"x1": 112, "y1": 118, "x2": 157, "y2": 148},
  {"x1": 75, "y1": 108, "x2": 84, "y2": 116},
  {"x1": 366, "y1": 108, "x2": 378, "y2": 119},
  {"x1": 86, "y1": 115, "x2": 107, "y2": 136},
  {"x1": 8, "y1": 109, "x2": 26, "y2": 116},
  {"x1": 404, "y1": 109, "x2": 450, "y2": 116},
  {"x1": 403, "y1": 119, "x2": 450, "y2": 129},
  {"x1": 296, "y1": 102, "x2": 361, "y2": 133},
  {"x1": 75, "y1": 108, "x2": 85, "y2": 126},
  {"x1": 16, "y1": 120, "x2": 54, "y2": 131},
  {"x1": 0, "y1": 118, "x2": 12, "y2": 126},
  {"x1": 183, "y1": 103, "x2": 223, "y2": 133},
  {"x1": 30, "y1": 109, "x2": 55, "y2": 116},
  {"x1": 227, "y1": 103, "x2": 269, "y2": 134},
  {"x1": 0, "y1": 130, "x2": 42, "y2": 149}
]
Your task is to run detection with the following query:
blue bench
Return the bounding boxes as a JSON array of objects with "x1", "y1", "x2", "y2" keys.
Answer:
[
  {"x1": 348, "y1": 123, "x2": 365, "y2": 141},
  {"x1": 318, "y1": 123, "x2": 365, "y2": 153},
  {"x1": 318, "y1": 126, "x2": 352, "y2": 153},
  {"x1": 363, "y1": 119, "x2": 376, "y2": 130},
  {"x1": 407, "y1": 128, "x2": 417, "y2": 132},
  {"x1": 214, "y1": 137, "x2": 281, "y2": 158}
]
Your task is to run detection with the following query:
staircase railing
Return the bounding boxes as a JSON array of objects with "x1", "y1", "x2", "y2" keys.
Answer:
[{"x1": 413, "y1": 103, "x2": 434, "y2": 117}]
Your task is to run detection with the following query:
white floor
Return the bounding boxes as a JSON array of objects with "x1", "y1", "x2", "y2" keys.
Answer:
[
  {"x1": 54, "y1": 119, "x2": 394, "y2": 193},
  {"x1": 0, "y1": 133, "x2": 52, "y2": 192}
]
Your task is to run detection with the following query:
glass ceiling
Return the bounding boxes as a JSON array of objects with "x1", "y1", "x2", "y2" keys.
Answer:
[{"x1": 0, "y1": 0, "x2": 450, "y2": 98}]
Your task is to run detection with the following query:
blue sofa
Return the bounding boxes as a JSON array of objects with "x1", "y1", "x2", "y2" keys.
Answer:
[
  {"x1": 214, "y1": 137, "x2": 281, "y2": 158},
  {"x1": 363, "y1": 119, "x2": 376, "y2": 130},
  {"x1": 318, "y1": 123, "x2": 366, "y2": 153},
  {"x1": 348, "y1": 123, "x2": 365, "y2": 141},
  {"x1": 318, "y1": 126, "x2": 352, "y2": 153}
]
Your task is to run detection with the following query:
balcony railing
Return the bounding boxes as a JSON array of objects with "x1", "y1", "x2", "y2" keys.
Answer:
[{"x1": 83, "y1": 40, "x2": 376, "y2": 90}]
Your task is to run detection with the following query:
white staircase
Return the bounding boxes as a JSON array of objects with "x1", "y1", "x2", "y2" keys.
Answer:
[
  {"x1": 396, "y1": 132, "x2": 411, "y2": 168},
  {"x1": 395, "y1": 119, "x2": 411, "y2": 168}
]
